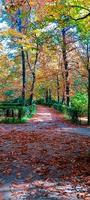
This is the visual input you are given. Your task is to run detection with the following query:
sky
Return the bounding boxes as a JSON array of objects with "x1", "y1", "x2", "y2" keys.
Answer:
[
  {"x1": 0, "y1": 21, "x2": 8, "y2": 31},
  {"x1": 0, "y1": 0, "x2": 8, "y2": 31}
]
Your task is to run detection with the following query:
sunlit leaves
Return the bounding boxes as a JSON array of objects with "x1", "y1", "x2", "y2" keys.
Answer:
[
  {"x1": 0, "y1": 0, "x2": 89, "y2": 102},
  {"x1": 0, "y1": 28, "x2": 36, "y2": 50}
]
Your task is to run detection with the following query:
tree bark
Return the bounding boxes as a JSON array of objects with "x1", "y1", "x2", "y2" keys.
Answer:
[
  {"x1": 26, "y1": 44, "x2": 39, "y2": 105},
  {"x1": 6, "y1": 109, "x2": 9, "y2": 117},
  {"x1": 86, "y1": 41, "x2": 90, "y2": 125},
  {"x1": 62, "y1": 92, "x2": 65, "y2": 104},
  {"x1": 62, "y1": 29, "x2": 70, "y2": 106},
  {"x1": 49, "y1": 88, "x2": 52, "y2": 102},
  {"x1": 29, "y1": 72, "x2": 36, "y2": 105},
  {"x1": 45, "y1": 89, "x2": 49, "y2": 104},
  {"x1": 88, "y1": 69, "x2": 90, "y2": 124},
  {"x1": 57, "y1": 75, "x2": 60, "y2": 103},
  {"x1": 17, "y1": 9, "x2": 26, "y2": 105},
  {"x1": 21, "y1": 47, "x2": 26, "y2": 105}
]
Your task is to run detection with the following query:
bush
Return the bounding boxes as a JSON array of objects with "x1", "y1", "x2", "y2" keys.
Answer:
[
  {"x1": 66, "y1": 106, "x2": 79, "y2": 123},
  {"x1": 35, "y1": 98, "x2": 45, "y2": 105},
  {"x1": 53, "y1": 103, "x2": 62, "y2": 112},
  {"x1": 0, "y1": 103, "x2": 36, "y2": 123},
  {"x1": 35, "y1": 98, "x2": 59, "y2": 107},
  {"x1": 45, "y1": 99, "x2": 58, "y2": 107},
  {"x1": 29, "y1": 104, "x2": 36, "y2": 114},
  {"x1": 61, "y1": 92, "x2": 88, "y2": 123},
  {"x1": 11, "y1": 97, "x2": 25, "y2": 104},
  {"x1": 71, "y1": 92, "x2": 88, "y2": 117}
]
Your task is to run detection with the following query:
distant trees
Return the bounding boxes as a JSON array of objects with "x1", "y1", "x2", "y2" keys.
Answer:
[{"x1": 0, "y1": 0, "x2": 90, "y2": 123}]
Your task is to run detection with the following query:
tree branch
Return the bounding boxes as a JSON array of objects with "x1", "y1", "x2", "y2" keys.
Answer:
[
  {"x1": 26, "y1": 51, "x2": 32, "y2": 72},
  {"x1": 69, "y1": 5, "x2": 90, "y2": 12},
  {"x1": 71, "y1": 12, "x2": 90, "y2": 21},
  {"x1": 68, "y1": 4, "x2": 90, "y2": 20}
]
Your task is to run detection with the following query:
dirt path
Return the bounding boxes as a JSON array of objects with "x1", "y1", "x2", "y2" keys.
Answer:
[
  {"x1": 0, "y1": 106, "x2": 90, "y2": 200},
  {"x1": 0, "y1": 106, "x2": 90, "y2": 136}
]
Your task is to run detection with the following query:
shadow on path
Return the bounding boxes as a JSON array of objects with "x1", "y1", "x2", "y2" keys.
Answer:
[{"x1": 0, "y1": 106, "x2": 90, "y2": 200}]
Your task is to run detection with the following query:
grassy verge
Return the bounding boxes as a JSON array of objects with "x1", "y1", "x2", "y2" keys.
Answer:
[{"x1": 0, "y1": 104, "x2": 36, "y2": 124}]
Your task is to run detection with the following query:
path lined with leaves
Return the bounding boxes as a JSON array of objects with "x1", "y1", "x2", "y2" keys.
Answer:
[{"x1": 0, "y1": 106, "x2": 90, "y2": 200}]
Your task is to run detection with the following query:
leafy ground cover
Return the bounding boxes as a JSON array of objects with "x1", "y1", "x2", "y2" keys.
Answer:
[{"x1": 0, "y1": 106, "x2": 90, "y2": 200}]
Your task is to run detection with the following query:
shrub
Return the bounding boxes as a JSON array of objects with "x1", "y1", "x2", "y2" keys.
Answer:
[
  {"x1": 66, "y1": 106, "x2": 79, "y2": 123},
  {"x1": 71, "y1": 92, "x2": 88, "y2": 117},
  {"x1": 53, "y1": 103, "x2": 62, "y2": 112},
  {"x1": 0, "y1": 103, "x2": 36, "y2": 123},
  {"x1": 61, "y1": 92, "x2": 88, "y2": 123},
  {"x1": 35, "y1": 98, "x2": 45, "y2": 105},
  {"x1": 29, "y1": 104, "x2": 36, "y2": 114},
  {"x1": 35, "y1": 98, "x2": 59, "y2": 107}
]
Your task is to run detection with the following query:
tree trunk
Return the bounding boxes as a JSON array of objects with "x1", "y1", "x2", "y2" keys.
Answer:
[
  {"x1": 49, "y1": 88, "x2": 52, "y2": 102},
  {"x1": 45, "y1": 89, "x2": 49, "y2": 104},
  {"x1": 86, "y1": 41, "x2": 90, "y2": 124},
  {"x1": 66, "y1": 82, "x2": 70, "y2": 107},
  {"x1": 21, "y1": 47, "x2": 26, "y2": 105},
  {"x1": 6, "y1": 109, "x2": 9, "y2": 117},
  {"x1": 17, "y1": 9, "x2": 26, "y2": 105},
  {"x1": 12, "y1": 109, "x2": 14, "y2": 118},
  {"x1": 88, "y1": 69, "x2": 90, "y2": 125},
  {"x1": 62, "y1": 92, "x2": 65, "y2": 104},
  {"x1": 29, "y1": 72, "x2": 35, "y2": 105},
  {"x1": 57, "y1": 75, "x2": 60, "y2": 103},
  {"x1": 18, "y1": 108, "x2": 22, "y2": 120},
  {"x1": 62, "y1": 29, "x2": 70, "y2": 106},
  {"x1": 26, "y1": 44, "x2": 39, "y2": 105}
]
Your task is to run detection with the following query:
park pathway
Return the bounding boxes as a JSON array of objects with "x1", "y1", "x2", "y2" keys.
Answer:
[
  {"x1": 0, "y1": 106, "x2": 90, "y2": 200},
  {"x1": 0, "y1": 106, "x2": 90, "y2": 136}
]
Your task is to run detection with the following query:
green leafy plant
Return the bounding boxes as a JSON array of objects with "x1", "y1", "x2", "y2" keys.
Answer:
[{"x1": 71, "y1": 92, "x2": 88, "y2": 117}]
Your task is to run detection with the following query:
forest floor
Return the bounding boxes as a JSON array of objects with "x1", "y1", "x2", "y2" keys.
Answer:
[{"x1": 0, "y1": 106, "x2": 90, "y2": 200}]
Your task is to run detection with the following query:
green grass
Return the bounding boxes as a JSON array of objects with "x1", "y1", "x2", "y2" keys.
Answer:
[
  {"x1": 0, "y1": 117, "x2": 27, "y2": 124},
  {"x1": 0, "y1": 105, "x2": 37, "y2": 124}
]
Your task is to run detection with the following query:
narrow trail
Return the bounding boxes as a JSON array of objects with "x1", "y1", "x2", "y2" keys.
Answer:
[{"x1": 0, "y1": 106, "x2": 90, "y2": 200}]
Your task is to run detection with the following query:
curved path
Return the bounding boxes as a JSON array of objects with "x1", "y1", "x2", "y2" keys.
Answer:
[
  {"x1": 0, "y1": 106, "x2": 90, "y2": 200},
  {"x1": 0, "y1": 105, "x2": 90, "y2": 136},
  {"x1": 30, "y1": 106, "x2": 90, "y2": 137}
]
